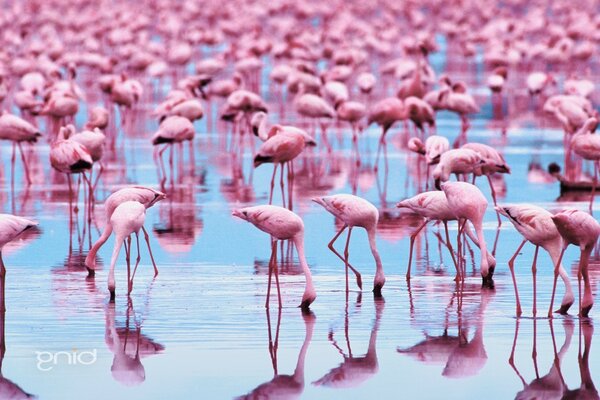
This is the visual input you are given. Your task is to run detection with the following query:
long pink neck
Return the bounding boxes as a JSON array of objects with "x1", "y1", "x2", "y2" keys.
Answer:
[
  {"x1": 86, "y1": 222, "x2": 113, "y2": 270},
  {"x1": 294, "y1": 235, "x2": 314, "y2": 293},
  {"x1": 367, "y1": 228, "x2": 385, "y2": 285},
  {"x1": 292, "y1": 317, "x2": 314, "y2": 384},
  {"x1": 473, "y1": 219, "x2": 489, "y2": 278}
]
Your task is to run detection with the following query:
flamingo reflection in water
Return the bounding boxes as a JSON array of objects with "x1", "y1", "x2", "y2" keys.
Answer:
[
  {"x1": 232, "y1": 205, "x2": 316, "y2": 310},
  {"x1": 509, "y1": 318, "x2": 573, "y2": 399},
  {"x1": 398, "y1": 288, "x2": 492, "y2": 379},
  {"x1": 105, "y1": 298, "x2": 164, "y2": 386},
  {"x1": 312, "y1": 295, "x2": 384, "y2": 389},
  {"x1": 153, "y1": 184, "x2": 202, "y2": 254},
  {"x1": 509, "y1": 317, "x2": 597, "y2": 399},
  {"x1": 235, "y1": 309, "x2": 315, "y2": 399},
  {"x1": 86, "y1": 186, "x2": 166, "y2": 283}
]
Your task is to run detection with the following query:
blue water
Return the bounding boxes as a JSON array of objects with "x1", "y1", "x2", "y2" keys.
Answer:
[{"x1": 0, "y1": 67, "x2": 598, "y2": 399}]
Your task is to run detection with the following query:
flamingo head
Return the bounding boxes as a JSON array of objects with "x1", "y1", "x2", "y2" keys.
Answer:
[
  {"x1": 250, "y1": 111, "x2": 267, "y2": 137},
  {"x1": 231, "y1": 208, "x2": 250, "y2": 222}
]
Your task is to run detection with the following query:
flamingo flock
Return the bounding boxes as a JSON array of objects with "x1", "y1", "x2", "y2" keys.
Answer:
[{"x1": 0, "y1": 0, "x2": 600, "y2": 395}]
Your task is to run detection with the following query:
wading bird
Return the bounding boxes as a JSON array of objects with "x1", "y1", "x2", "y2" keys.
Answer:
[
  {"x1": 232, "y1": 205, "x2": 316, "y2": 310},
  {"x1": 312, "y1": 194, "x2": 385, "y2": 296}
]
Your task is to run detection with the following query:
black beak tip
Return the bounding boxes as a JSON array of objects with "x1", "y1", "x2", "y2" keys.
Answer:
[
  {"x1": 373, "y1": 284, "x2": 383, "y2": 298},
  {"x1": 556, "y1": 302, "x2": 572, "y2": 315}
]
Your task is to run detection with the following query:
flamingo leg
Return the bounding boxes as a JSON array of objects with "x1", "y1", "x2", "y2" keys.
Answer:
[
  {"x1": 327, "y1": 225, "x2": 362, "y2": 289},
  {"x1": 141, "y1": 226, "x2": 158, "y2": 276},
  {"x1": 374, "y1": 127, "x2": 387, "y2": 172},
  {"x1": 508, "y1": 239, "x2": 527, "y2": 317},
  {"x1": 443, "y1": 221, "x2": 460, "y2": 280},
  {"x1": 590, "y1": 161, "x2": 598, "y2": 214},
  {"x1": 279, "y1": 162, "x2": 285, "y2": 209},
  {"x1": 17, "y1": 142, "x2": 32, "y2": 185},
  {"x1": 130, "y1": 232, "x2": 141, "y2": 293},
  {"x1": 343, "y1": 227, "x2": 353, "y2": 294},
  {"x1": 67, "y1": 174, "x2": 73, "y2": 253},
  {"x1": 407, "y1": 219, "x2": 429, "y2": 281},
  {"x1": 579, "y1": 246, "x2": 593, "y2": 317},
  {"x1": 532, "y1": 245, "x2": 539, "y2": 317},
  {"x1": 125, "y1": 235, "x2": 132, "y2": 295},
  {"x1": 269, "y1": 164, "x2": 278, "y2": 205},
  {"x1": 265, "y1": 240, "x2": 277, "y2": 308},
  {"x1": 274, "y1": 243, "x2": 282, "y2": 309},
  {"x1": 487, "y1": 175, "x2": 502, "y2": 226},
  {"x1": 548, "y1": 245, "x2": 567, "y2": 318}
]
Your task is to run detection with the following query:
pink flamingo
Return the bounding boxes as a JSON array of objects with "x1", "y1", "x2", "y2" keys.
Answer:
[
  {"x1": 526, "y1": 72, "x2": 555, "y2": 97},
  {"x1": 63, "y1": 125, "x2": 106, "y2": 189},
  {"x1": 85, "y1": 106, "x2": 109, "y2": 130},
  {"x1": 0, "y1": 112, "x2": 42, "y2": 185},
  {"x1": 441, "y1": 182, "x2": 493, "y2": 287},
  {"x1": 487, "y1": 66, "x2": 507, "y2": 94},
  {"x1": 570, "y1": 117, "x2": 600, "y2": 211},
  {"x1": 367, "y1": 97, "x2": 405, "y2": 171},
  {"x1": 497, "y1": 204, "x2": 574, "y2": 317},
  {"x1": 85, "y1": 186, "x2": 166, "y2": 277},
  {"x1": 104, "y1": 201, "x2": 148, "y2": 301},
  {"x1": 432, "y1": 148, "x2": 482, "y2": 189},
  {"x1": 549, "y1": 209, "x2": 600, "y2": 317},
  {"x1": 251, "y1": 112, "x2": 316, "y2": 145},
  {"x1": 438, "y1": 84, "x2": 479, "y2": 143},
  {"x1": 253, "y1": 127, "x2": 312, "y2": 208},
  {"x1": 50, "y1": 126, "x2": 94, "y2": 250},
  {"x1": 404, "y1": 96, "x2": 435, "y2": 136},
  {"x1": 312, "y1": 194, "x2": 385, "y2": 296},
  {"x1": 0, "y1": 214, "x2": 37, "y2": 398},
  {"x1": 462, "y1": 142, "x2": 511, "y2": 224},
  {"x1": 408, "y1": 135, "x2": 449, "y2": 164},
  {"x1": 0, "y1": 214, "x2": 38, "y2": 284},
  {"x1": 294, "y1": 91, "x2": 336, "y2": 151},
  {"x1": 356, "y1": 72, "x2": 376, "y2": 95},
  {"x1": 151, "y1": 115, "x2": 196, "y2": 186},
  {"x1": 236, "y1": 310, "x2": 315, "y2": 399},
  {"x1": 397, "y1": 191, "x2": 495, "y2": 281},
  {"x1": 408, "y1": 135, "x2": 449, "y2": 190},
  {"x1": 312, "y1": 297, "x2": 384, "y2": 389},
  {"x1": 232, "y1": 205, "x2": 316, "y2": 310}
]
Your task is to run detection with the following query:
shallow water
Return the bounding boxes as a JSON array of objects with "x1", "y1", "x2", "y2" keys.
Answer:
[{"x1": 1, "y1": 73, "x2": 599, "y2": 399}]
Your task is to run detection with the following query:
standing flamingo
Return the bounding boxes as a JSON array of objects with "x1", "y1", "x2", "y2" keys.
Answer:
[
  {"x1": 549, "y1": 209, "x2": 600, "y2": 317},
  {"x1": 441, "y1": 182, "x2": 493, "y2": 287},
  {"x1": 570, "y1": 117, "x2": 600, "y2": 211},
  {"x1": 432, "y1": 148, "x2": 482, "y2": 189},
  {"x1": 367, "y1": 97, "x2": 405, "y2": 171},
  {"x1": 63, "y1": 125, "x2": 106, "y2": 189},
  {"x1": 50, "y1": 125, "x2": 94, "y2": 250},
  {"x1": 152, "y1": 115, "x2": 196, "y2": 185},
  {"x1": 105, "y1": 201, "x2": 148, "y2": 301},
  {"x1": 85, "y1": 186, "x2": 166, "y2": 278},
  {"x1": 0, "y1": 112, "x2": 42, "y2": 185},
  {"x1": 312, "y1": 194, "x2": 385, "y2": 296},
  {"x1": 397, "y1": 191, "x2": 495, "y2": 281},
  {"x1": 232, "y1": 205, "x2": 316, "y2": 310},
  {"x1": 497, "y1": 204, "x2": 574, "y2": 316},
  {"x1": 294, "y1": 91, "x2": 336, "y2": 152},
  {"x1": 253, "y1": 121, "x2": 314, "y2": 208}
]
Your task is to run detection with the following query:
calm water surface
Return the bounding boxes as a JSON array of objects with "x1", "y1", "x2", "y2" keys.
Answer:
[{"x1": 0, "y1": 68, "x2": 598, "y2": 399}]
